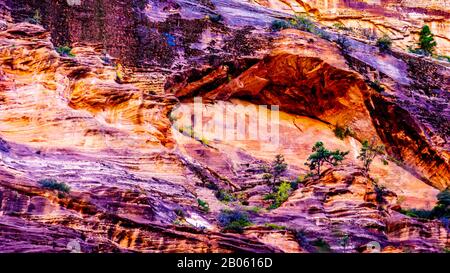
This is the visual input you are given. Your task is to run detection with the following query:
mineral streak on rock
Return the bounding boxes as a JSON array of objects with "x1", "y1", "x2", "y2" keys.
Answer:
[{"x1": 0, "y1": 0, "x2": 448, "y2": 253}]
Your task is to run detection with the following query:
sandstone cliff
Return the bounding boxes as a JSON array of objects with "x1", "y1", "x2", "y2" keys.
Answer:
[{"x1": 0, "y1": 0, "x2": 448, "y2": 253}]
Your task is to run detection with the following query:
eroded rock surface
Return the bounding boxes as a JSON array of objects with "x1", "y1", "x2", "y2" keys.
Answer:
[
  {"x1": 253, "y1": 0, "x2": 450, "y2": 55},
  {"x1": 0, "y1": 0, "x2": 448, "y2": 253}
]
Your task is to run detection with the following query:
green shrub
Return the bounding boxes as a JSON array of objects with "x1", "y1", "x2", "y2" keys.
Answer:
[
  {"x1": 274, "y1": 181, "x2": 291, "y2": 208},
  {"x1": 376, "y1": 35, "x2": 392, "y2": 52},
  {"x1": 174, "y1": 208, "x2": 185, "y2": 218},
  {"x1": 218, "y1": 209, "x2": 252, "y2": 233},
  {"x1": 198, "y1": 136, "x2": 210, "y2": 146},
  {"x1": 173, "y1": 219, "x2": 183, "y2": 226},
  {"x1": 400, "y1": 189, "x2": 449, "y2": 220},
  {"x1": 28, "y1": 10, "x2": 42, "y2": 25},
  {"x1": 264, "y1": 223, "x2": 287, "y2": 230},
  {"x1": 271, "y1": 20, "x2": 290, "y2": 31},
  {"x1": 38, "y1": 178, "x2": 70, "y2": 193},
  {"x1": 435, "y1": 55, "x2": 450, "y2": 63},
  {"x1": 437, "y1": 189, "x2": 450, "y2": 207},
  {"x1": 56, "y1": 46, "x2": 75, "y2": 58},
  {"x1": 290, "y1": 179, "x2": 299, "y2": 190},
  {"x1": 312, "y1": 238, "x2": 332, "y2": 253},
  {"x1": 263, "y1": 193, "x2": 276, "y2": 201},
  {"x1": 179, "y1": 125, "x2": 194, "y2": 137},
  {"x1": 271, "y1": 15, "x2": 314, "y2": 33},
  {"x1": 248, "y1": 206, "x2": 262, "y2": 213},
  {"x1": 400, "y1": 209, "x2": 434, "y2": 219},
  {"x1": 373, "y1": 181, "x2": 389, "y2": 204},
  {"x1": 197, "y1": 198, "x2": 210, "y2": 212},
  {"x1": 361, "y1": 28, "x2": 377, "y2": 41},
  {"x1": 178, "y1": 125, "x2": 211, "y2": 146},
  {"x1": 206, "y1": 182, "x2": 219, "y2": 191},
  {"x1": 333, "y1": 124, "x2": 353, "y2": 140},
  {"x1": 408, "y1": 46, "x2": 426, "y2": 56},
  {"x1": 336, "y1": 35, "x2": 351, "y2": 52},
  {"x1": 265, "y1": 181, "x2": 292, "y2": 209},
  {"x1": 332, "y1": 22, "x2": 348, "y2": 30},
  {"x1": 291, "y1": 15, "x2": 315, "y2": 33},
  {"x1": 367, "y1": 80, "x2": 385, "y2": 93},
  {"x1": 208, "y1": 14, "x2": 223, "y2": 23},
  {"x1": 271, "y1": 16, "x2": 332, "y2": 40},
  {"x1": 433, "y1": 189, "x2": 450, "y2": 218},
  {"x1": 215, "y1": 189, "x2": 236, "y2": 202}
]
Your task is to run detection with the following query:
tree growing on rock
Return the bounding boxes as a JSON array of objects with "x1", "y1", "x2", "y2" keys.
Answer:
[
  {"x1": 400, "y1": 188, "x2": 449, "y2": 221},
  {"x1": 261, "y1": 155, "x2": 294, "y2": 209},
  {"x1": 417, "y1": 25, "x2": 437, "y2": 56},
  {"x1": 262, "y1": 154, "x2": 288, "y2": 188},
  {"x1": 432, "y1": 188, "x2": 450, "y2": 219},
  {"x1": 357, "y1": 139, "x2": 388, "y2": 174},
  {"x1": 305, "y1": 142, "x2": 349, "y2": 176}
]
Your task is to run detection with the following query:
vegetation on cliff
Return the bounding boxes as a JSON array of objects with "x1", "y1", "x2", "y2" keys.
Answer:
[
  {"x1": 218, "y1": 209, "x2": 252, "y2": 233},
  {"x1": 305, "y1": 142, "x2": 349, "y2": 176},
  {"x1": 38, "y1": 179, "x2": 70, "y2": 194},
  {"x1": 417, "y1": 25, "x2": 437, "y2": 56},
  {"x1": 357, "y1": 139, "x2": 388, "y2": 174}
]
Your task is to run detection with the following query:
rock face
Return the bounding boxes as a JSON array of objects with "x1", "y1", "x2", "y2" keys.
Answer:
[
  {"x1": 253, "y1": 0, "x2": 450, "y2": 56},
  {"x1": 267, "y1": 166, "x2": 448, "y2": 252},
  {"x1": 170, "y1": 28, "x2": 449, "y2": 190},
  {"x1": 0, "y1": 0, "x2": 449, "y2": 253}
]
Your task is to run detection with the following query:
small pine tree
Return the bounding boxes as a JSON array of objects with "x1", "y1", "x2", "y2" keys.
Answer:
[
  {"x1": 417, "y1": 25, "x2": 437, "y2": 56},
  {"x1": 272, "y1": 154, "x2": 287, "y2": 184},
  {"x1": 339, "y1": 234, "x2": 350, "y2": 253},
  {"x1": 262, "y1": 154, "x2": 288, "y2": 188},
  {"x1": 357, "y1": 139, "x2": 387, "y2": 174},
  {"x1": 305, "y1": 142, "x2": 349, "y2": 176}
]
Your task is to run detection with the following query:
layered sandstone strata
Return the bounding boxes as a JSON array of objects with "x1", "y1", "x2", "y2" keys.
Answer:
[{"x1": 0, "y1": 0, "x2": 448, "y2": 253}]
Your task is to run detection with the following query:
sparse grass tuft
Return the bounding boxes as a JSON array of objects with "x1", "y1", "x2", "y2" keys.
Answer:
[
  {"x1": 264, "y1": 223, "x2": 287, "y2": 230},
  {"x1": 332, "y1": 22, "x2": 349, "y2": 31},
  {"x1": 27, "y1": 10, "x2": 42, "y2": 25},
  {"x1": 247, "y1": 206, "x2": 263, "y2": 213}
]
